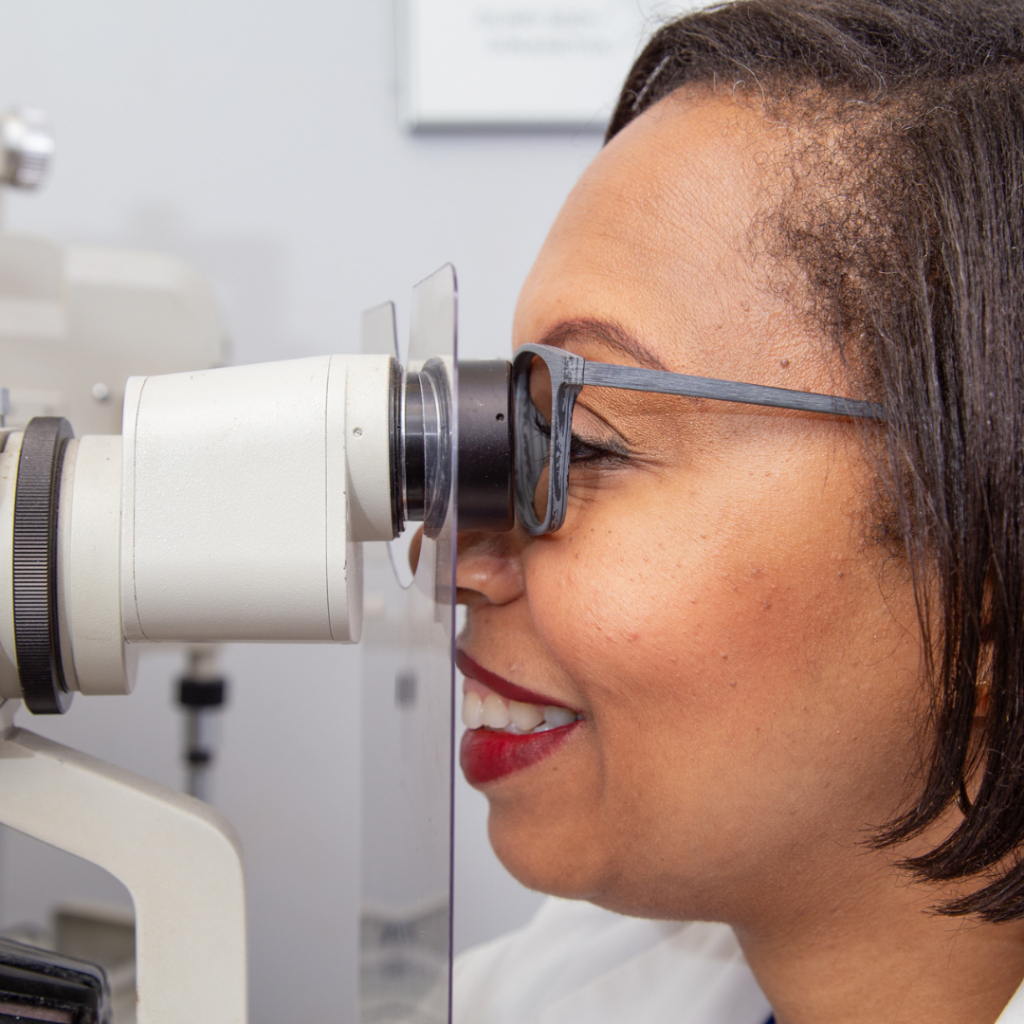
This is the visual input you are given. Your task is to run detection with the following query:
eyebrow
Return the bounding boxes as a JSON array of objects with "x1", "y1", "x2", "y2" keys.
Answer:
[{"x1": 535, "y1": 318, "x2": 669, "y2": 371}]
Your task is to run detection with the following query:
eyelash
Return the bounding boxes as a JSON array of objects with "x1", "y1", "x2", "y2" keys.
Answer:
[
  {"x1": 530, "y1": 406, "x2": 629, "y2": 466},
  {"x1": 569, "y1": 434, "x2": 621, "y2": 464}
]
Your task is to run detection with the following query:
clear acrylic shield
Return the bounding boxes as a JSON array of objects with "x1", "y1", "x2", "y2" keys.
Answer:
[{"x1": 359, "y1": 266, "x2": 457, "y2": 1024}]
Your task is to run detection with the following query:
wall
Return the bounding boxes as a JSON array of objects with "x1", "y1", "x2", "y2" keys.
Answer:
[{"x1": 0, "y1": 1, "x2": 660, "y2": 1020}]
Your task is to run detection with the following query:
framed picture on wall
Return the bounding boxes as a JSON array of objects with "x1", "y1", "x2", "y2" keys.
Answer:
[{"x1": 398, "y1": 0, "x2": 674, "y2": 130}]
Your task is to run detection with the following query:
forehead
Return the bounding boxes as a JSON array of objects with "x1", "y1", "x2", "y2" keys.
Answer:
[{"x1": 513, "y1": 90, "x2": 816, "y2": 379}]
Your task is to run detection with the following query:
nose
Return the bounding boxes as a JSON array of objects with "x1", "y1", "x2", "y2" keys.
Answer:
[{"x1": 456, "y1": 526, "x2": 527, "y2": 608}]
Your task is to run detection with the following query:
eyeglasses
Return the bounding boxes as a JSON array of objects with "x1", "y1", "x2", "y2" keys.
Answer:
[{"x1": 512, "y1": 343, "x2": 885, "y2": 536}]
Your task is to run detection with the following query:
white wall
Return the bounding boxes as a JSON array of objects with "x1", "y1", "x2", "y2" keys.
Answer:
[{"x1": 0, "y1": 1, "x2": 628, "y2": 1021}]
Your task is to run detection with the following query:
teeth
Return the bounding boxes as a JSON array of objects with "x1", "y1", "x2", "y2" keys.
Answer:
[
  {"x1": 510, "y1": 700, "x2": 545, "y2": 731},
  {"x1": 482, "y1": 693, "x2": 511, "y2": 729},
  {"x1": 461, "y1": 685, "x2": 580, "y2": 735},
  {"x1": 543, "y1": 705, "x2": 576, "y2": 728},
  {"x1": 461, "y1": 691, "x2": 484, "y2": 729}
]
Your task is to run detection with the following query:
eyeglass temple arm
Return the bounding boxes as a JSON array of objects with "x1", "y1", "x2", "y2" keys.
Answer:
[{"x1": 582, "y1": 362, "x2": 885, "y2": 420}]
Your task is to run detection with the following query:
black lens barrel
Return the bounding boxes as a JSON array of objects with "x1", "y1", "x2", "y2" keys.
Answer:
[
  {"x1": 457, "y1": 361, "x2": 513, "y2": 532},
  {"x1": 394, "y1": 359, "x2": 513, "y2": 534}
]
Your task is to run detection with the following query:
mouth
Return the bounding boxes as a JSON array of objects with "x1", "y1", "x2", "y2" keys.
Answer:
[{"x1": 456, "y1": 650, "x2": 582, "y2": 785}]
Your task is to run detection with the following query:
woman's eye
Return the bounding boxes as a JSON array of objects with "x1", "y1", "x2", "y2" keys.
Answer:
[
  {"x1": 569, "y1": 428, "x2": 635, "y2": 470},
  {"x1": 568, "y1": 434, "x2": 620, "y2": 464},
  {"x1": 528, "y1": 403, "x2": 630, "y2": 466}
]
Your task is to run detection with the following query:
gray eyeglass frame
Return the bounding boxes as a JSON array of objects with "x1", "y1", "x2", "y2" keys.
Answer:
[{"x1": 512, "y1": 343, "x2": 885, "y2": 536}]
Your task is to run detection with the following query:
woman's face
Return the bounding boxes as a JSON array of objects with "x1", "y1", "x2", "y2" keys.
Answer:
[{"x1": 456, "y1": 90, "x2": 925, "y2": 927}]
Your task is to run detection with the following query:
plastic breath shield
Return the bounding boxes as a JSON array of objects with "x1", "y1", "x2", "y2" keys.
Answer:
[{"x1": 359, "y1": 266, "x2": 458, "y2": 1024}]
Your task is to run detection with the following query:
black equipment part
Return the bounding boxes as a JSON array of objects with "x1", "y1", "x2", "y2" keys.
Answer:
[
  {"x1": 402, "y1": 371, "x2": 426, "y2": 526},
  {"x1": 177, "y1": 678, "x2": 227, "y2": 709},
  {"x1": 12, "y1": 417, "x2": 74, "y2": 714},
  {"x1": 457, "y1": 360, "x2": 513, "y2": 531},
  {"x1": 387, "y1": 357, "x2": 404, "y2": 537},
  {"x1": 0, "y1": 936, "x2": 111, "y2": 1024}
]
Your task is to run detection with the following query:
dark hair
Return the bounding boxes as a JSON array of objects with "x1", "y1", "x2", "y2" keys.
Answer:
[{"x1": 607, "y1": 0, "x2": 1024, "y2": 921}]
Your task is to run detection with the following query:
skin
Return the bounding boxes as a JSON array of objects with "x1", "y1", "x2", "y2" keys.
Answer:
[{"x1": 455, "y1": 89, "x2": 1024, "y2": 1024}]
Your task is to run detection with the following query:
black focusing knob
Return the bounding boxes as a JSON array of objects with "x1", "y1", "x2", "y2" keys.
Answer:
[
  {"x1": 458, "y1": 361, "x2": 513, "y2": 531},
  {"x1": 13, "y1": 417, "x2": 74, "y2": 714}
]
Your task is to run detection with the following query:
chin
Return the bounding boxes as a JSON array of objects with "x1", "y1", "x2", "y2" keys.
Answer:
[
  {"x1": 486, "y1": 802, "x2": 736, "y2": 924},
  {"x1": 485, "y1": 804, "x2": 612, "y2": 901},
  {"x1": 487, "y1": 822, "x2": 702, "y2": 920}
]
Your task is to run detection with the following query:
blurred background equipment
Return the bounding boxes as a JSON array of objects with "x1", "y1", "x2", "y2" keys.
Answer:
[
  {"x1": 176, "y1": 648, "x2": 228, "y2": 802},
  {"x1": 0, "y1": 106, "x2": 243, "y2": 1024},
  {"x1": 0, "y1": 107, "x2": 53, "y2": 191}
]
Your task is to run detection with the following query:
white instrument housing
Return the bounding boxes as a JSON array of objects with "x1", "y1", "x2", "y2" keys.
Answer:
[{"x1": 0, "y1": 353, "x2": 396, "y2": 699}]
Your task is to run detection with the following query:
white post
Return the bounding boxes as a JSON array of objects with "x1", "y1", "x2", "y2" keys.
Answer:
[{"x1": 0, "y1": 702, "x2": 247, "y2": 1024}]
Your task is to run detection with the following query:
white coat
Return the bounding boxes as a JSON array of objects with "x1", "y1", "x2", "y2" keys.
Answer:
[{"x1": 453, "y1": 897, "x2": 1024, "y2": 1024}]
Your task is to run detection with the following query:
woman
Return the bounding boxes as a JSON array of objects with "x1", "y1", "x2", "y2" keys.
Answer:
[{"x1": 453, "y1": 1, "x2": 1024, "y2": 1022}]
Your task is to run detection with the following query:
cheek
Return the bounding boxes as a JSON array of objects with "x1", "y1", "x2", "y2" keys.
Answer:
[
  {"x1": 525, "y1": 489, "x2": 817, "y2": 718},
  {"x1": 523, "y1": 468, "x2": 924, "y2": 833}
]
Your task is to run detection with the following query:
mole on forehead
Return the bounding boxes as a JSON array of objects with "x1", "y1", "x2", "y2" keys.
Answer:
[{"x1": 535, "y1": 318, "x2": 669, "y2": 371}]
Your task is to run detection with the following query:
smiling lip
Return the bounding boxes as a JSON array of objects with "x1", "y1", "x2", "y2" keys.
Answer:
[
  {"x1": 456, "y1": 650, "x2": 581, "y2": 786},
  {"x1": 456, "y1": 650, "x2": 566, "y2": 707},
  {"x1": 460, "y1": 727, "x2": 577, "y2": 785}
]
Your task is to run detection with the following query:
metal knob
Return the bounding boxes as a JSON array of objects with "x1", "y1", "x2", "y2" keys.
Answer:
[{"x1": 1, "y1": 108, "x2": 54, "y2": 190}]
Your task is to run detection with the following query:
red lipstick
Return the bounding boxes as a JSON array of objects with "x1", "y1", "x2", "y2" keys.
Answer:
[
  {"x1": 455, "y1": 650, "x2": 557, "y2": 706},
  {"x1": 456, "y1": 650, "x2": 581, "y2": 786},
  {"x1": 460, "y1": 727, "x2": 577, "y2": 785}
]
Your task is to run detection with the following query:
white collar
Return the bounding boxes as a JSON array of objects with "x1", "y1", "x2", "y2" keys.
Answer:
[{"x1": 454, "y1": 897, "x2": 770, "y2": 1024}]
